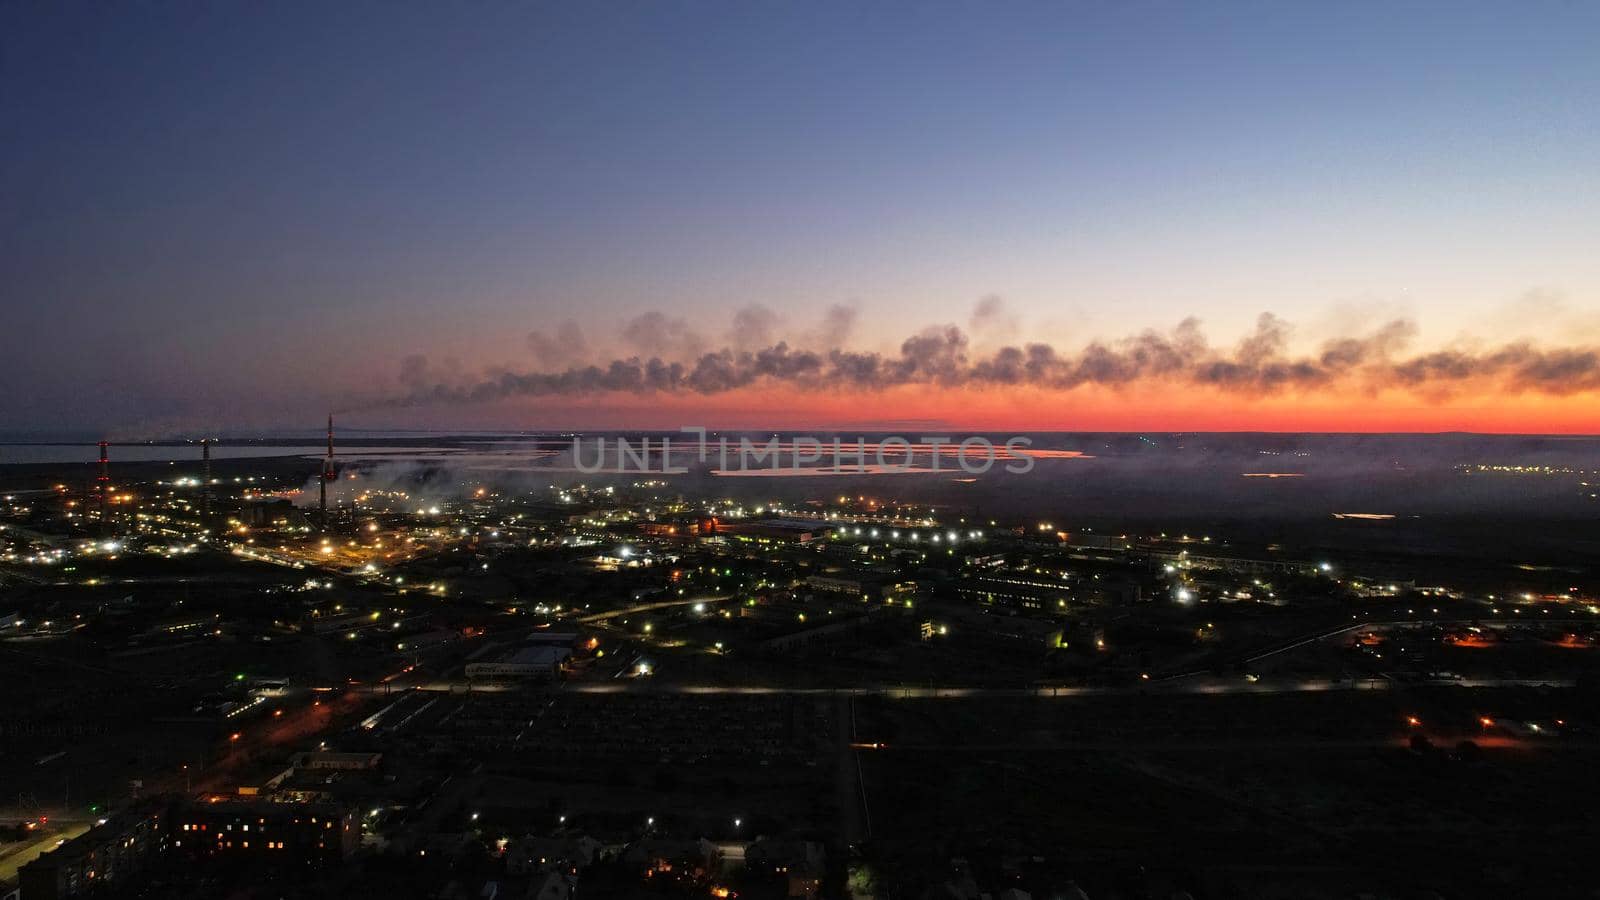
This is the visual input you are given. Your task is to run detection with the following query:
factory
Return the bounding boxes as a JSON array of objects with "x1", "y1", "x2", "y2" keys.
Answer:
[
  {"x1": 714, "y1": 518, "x2": 825, "y2": 544},
  {"x1": 464, "y1": 644, "x2": 573, "y2": 681}
]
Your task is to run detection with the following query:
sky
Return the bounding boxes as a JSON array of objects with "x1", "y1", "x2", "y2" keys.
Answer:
[{"x1": 3, "y1": 1, "x2": 1599, "y2": 436}]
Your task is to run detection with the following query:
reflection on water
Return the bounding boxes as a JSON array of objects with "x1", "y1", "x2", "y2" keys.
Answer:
[{"x1": 712, "y1": 465, "x2": 946, "y2": 477}]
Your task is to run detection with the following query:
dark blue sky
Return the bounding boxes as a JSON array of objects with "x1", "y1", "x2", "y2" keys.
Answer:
[{"x1": 4, "y1": 2, "x2": 1598, "y2": 434}]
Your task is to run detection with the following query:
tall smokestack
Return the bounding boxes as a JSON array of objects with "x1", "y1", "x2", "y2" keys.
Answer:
[
  {"x1": 201, "y1": 438, "x2": 212, "y2": 529},
  {"x1": 320, "y1": 415, "x2": 334, "y2": 527},
  {"x1": 97, "y1": 440, "x2": 110, "y2": 530}
]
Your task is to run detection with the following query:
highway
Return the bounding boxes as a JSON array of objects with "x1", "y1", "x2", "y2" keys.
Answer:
[
  {"x1": 0, "y1": 821, "x2": 92, "y2": 883},
  {"x1": 850, "y1": 735, "x2": 1569, "y2": 753},
  {"x1": 391, "y1": 674, "x2": 1574, "y2": 698},
  {"x1": 571, "y1": 594, "x2": 732, "y2": 624}
]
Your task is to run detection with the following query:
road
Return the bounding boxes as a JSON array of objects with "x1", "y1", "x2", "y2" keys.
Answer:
[
  {"x1": 0, "y1": 822, "x2": 92, "y2": 883},
  {"x1": 848, "y1": 734, "x2": 1569, "y2": 753},
  {"x1": 571, "y1": 594, "x2": 732, "y2": 624},
  {"x1": 393, "y1": 675, "x2": 1574, "y2": 698},
  {"x1": 833, "y1": 696, "x2": 868, "y2": 846}
]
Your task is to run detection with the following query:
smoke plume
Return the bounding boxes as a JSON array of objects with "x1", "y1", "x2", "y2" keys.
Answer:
[
  {"x1": 382, "y1": 308, "x2": 1600, "y2": 409},
  {"x1": 969, "y1": 294, "x2": 1020, "y2": 343},
  {"x1": 525, "y1": 320, "x2": 589, "y2": 368}
]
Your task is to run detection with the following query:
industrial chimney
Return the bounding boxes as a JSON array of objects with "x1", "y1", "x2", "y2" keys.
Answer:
[
  {"x1": 201, "y1": 438, "x2": 212, "y2": 529},
  {"x1": 97, "y1": 440, "x2": 110, "y2": 530},
  {"x1": 320, "y1": 415, "x2": 334, "y2": 527}
]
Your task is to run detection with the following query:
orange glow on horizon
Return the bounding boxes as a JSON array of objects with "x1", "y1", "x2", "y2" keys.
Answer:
[{"x1": 493, "y1": 382, "x2": 1600, "y2": 434}]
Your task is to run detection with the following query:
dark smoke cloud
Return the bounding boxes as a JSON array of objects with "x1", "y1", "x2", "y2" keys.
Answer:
[
  {"x1": 620, "y1": 311, "x2": 706, "y2": 359},
  {"x1": 727, "y1": 304, "x2": 781, "y2": 350},
  {"x1": 1392, "y1": 345, "x2": 1600, "y2": 394},
  {"x1": 804, "y1": 302, "x2": 859, "y2": 349},
  {"x1": 381, "y1": 311, "x2": 1600, "y2": 409},
  {"x1": 1318, "y1": 319, "x2": 1416, "y2": 370},
  {"x1": 526, "y1": 320, "x2": 589, "y2": 367},
  {"x1": 969, "y1": 294, "x2": 1019, "y2": 342},
  {"x1": 397, "y1": 354, "x2": 469, "y2": 394}
]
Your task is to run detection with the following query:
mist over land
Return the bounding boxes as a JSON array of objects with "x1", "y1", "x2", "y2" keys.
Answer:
[{"x1": 12, "y1": 431, "x2": 1597, "y2": 523}]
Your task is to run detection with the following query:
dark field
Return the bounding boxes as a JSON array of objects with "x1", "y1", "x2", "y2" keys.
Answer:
[{"x1": 852, "y1": 688, "x2": 1597, "y2": 898}]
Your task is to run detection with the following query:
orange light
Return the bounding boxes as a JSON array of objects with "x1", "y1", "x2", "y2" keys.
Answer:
[
  {"x1": 1479, "y1": 717, "x2": 1494, "y2": 727},
  {"x1": 1406, "y1": 716, "x2": 1421, "y2": 727}
]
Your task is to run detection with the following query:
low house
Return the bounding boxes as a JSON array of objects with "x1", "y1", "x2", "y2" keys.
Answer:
[{"x1": 505, "y1": 835, "x2": 600, "y2": 875}]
